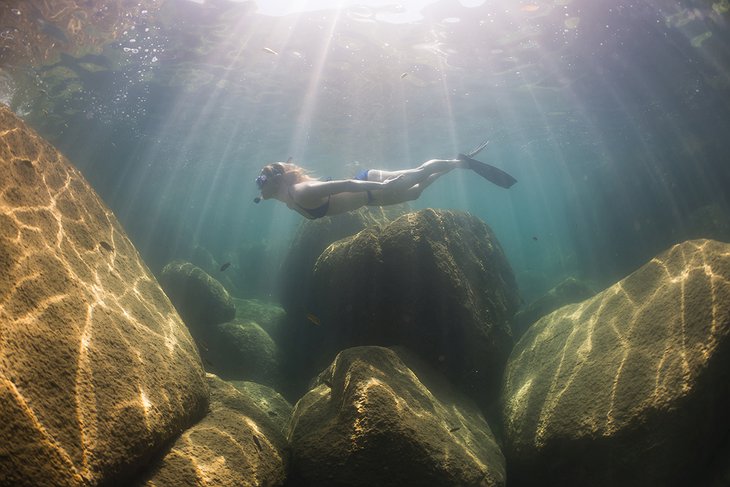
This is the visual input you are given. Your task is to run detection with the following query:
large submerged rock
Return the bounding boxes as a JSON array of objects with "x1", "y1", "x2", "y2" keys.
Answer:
[
  {"x1": 278, "y1": 205, "x2": 409, "y2": 316},
  {"x1": 288, "y1": 346, "x2": 506, "y2": 487},
  {"x1": 140, "y1": 375, "x2": 290, "y2": 487},
  {"x1": 501, "y1": 239, "x2": 730, "y2": 487},
  {"x1": 276, "y1": 205, "x2": 409, "y2": 399},
  {"x1": 229, "y1": 380, "x2": 293, "y2": 438},
  {"x1": 310, "y1": 209, "x2": 519, "y2": 407},
  {"x1": 512, "y1": 277, "x2": 595, "y2": 339},
  {"x1": 158, "y1": 260, "x2": 236, "y2": 331},
  {"x1": 0, "y1": 106, "x2": 208, "y2": 485},
  {"x1": 208, "y1": 320, "x2": 281, "y2": 386},
  {"x1": 233, "y1": 297, "x2": 286, "y2": 340}
]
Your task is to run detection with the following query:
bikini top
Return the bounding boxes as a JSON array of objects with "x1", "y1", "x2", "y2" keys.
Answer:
[{"x1": 288, "y1": 188, "x2": 330, "y2": 219}]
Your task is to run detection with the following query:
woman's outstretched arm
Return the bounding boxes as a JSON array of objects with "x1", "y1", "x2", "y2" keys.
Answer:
[{"x1": 292, "y1": 177, "x2": 401, "y2": 200}]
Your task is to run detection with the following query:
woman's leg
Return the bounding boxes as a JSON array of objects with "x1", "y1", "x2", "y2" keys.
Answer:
[
  {"x1": 367, "y1": 159, "x2": 463, "y2": 183},
  {"x1": 366, "y1": 159, "x2": 463, "y2": 205}
]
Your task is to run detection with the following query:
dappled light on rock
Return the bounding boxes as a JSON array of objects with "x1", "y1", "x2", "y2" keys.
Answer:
[
  {"x1": 140, "y1": 374, "x2": 289, "y2": 487},
  {"x1": 289, "y1": 346, "x2": 505, "y2": 486},
  {"x1": 0, "y1": 105, "x2": 208, "y2": 486},
  {"x1": 502, "y1": 239, "x2": 730, "y2": 487}
]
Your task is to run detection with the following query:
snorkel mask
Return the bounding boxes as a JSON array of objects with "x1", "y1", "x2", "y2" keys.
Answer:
[
  {"x1": 253, "y1": 163, "x2": 286, "y2": 203},
  {"x1": 255, "y1": 174, "x2": 268, "y2": 189}
]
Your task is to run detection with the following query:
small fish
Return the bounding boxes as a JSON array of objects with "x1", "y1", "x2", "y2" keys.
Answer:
[
  {"x1": 306, "y1": 313, "x2": 321, "y2": 326},
  {"x1": 400, "y1": 72, "x2": 408, "y2": 79},
  {"x1": 99, "y1": 241, "x2": 113, "y2": 252},
  {"x1": 532, "y1": 236, "x2": 538, "y2": 241},
  {"x1": 449, "y1": 426, "x2": 461, "y2": 433},
  {"x1": 263, "y1": 47, "x2": 279, "y2": 55},
  {"x1": 220, "y1": 262, "x2": 231, "y2": 272},
  {"x1": 252, "y1": 435, "x2": 262, "y2": 451}
]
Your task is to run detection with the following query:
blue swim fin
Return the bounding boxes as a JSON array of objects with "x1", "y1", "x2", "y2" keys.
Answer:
[
  {"x1": 459, "y1": 154, "x2": 517, "y2": 188},
  {"x1": 458, "y1": 140, "x2": 517, "y2": 189}
]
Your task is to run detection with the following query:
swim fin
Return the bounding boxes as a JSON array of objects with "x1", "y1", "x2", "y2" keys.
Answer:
[{"x1": 458, "y1": 153, "x2": 517, "y2": 189}]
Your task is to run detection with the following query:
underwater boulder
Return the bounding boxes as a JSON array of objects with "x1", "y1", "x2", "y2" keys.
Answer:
[
  {"x1": 194, "y1": 297, "x2": 285, "y2": 388},
  {"x1": 309, "y1": 209, "x2": 519, "y2": 409},
  {"x1": 288, "y1": 346, "x2": 505, "y2": 487},
  {"x1": 139, "y1": 374, "x2": 289, "y2": 486},
  {"x1": 0, "y1": 106, "x2": 208, "y2": 485},
  {"x1": 501, "y1": 239, "x2": 730, "y2": 487},
  {"x1": 175, "y1": 296, "x2": 284, "y2": 389},
  {"x1": 188, "y1": 244, "x2": 242, "y2": 297},
  {"x1": 190, "y1": 244, "x2": 219, "y2": 273},
  {"x1": 275, "y1": 205, "x2": 410, "y2": 401},
  {"x1": 512, "y1": 277, "x2": 595, "y2": 339},
  {"x1": 278, "y1": 205, "x2": 409, "y2": 316},
  {"x1": 229, "y1": 380, "x2": 294, "y2": 438},
  {"x1": 233, "y1": 297, "x2": 286, "y2": 342},
  {"x1": 205, "y1": 320, "x2": 281, "y2": 387},
  {"x1": 158, "y1": 260, "x2": 236, "y2": 331}
]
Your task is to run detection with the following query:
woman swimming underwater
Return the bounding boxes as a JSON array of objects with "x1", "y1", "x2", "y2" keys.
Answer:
[{"x1": 254, "y1": 141, "x2": 517, "y2": 220}]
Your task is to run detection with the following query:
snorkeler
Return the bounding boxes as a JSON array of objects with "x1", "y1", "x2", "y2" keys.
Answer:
[{"x1": 254, "y1": 141, "x2": 517, "y2": 220}]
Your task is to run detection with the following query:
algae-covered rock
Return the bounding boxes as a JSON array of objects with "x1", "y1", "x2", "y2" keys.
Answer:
[
  {"x1": 278, "y1": 205, "x2": 408, "y2": 316},
  {"x1": 159, "y1": 260, "x2": 236, "y2": 330},
  {"x1": 0, "y1": 105, "x2": 208, "y2": 486},
  {"x1": 501, "y1": 239, "x2": 730, "y2": 487},
  {"x1": 140, "y1": 374, "x2": 289, "y2": 487},
  {"x1": 208, "y1": 320, "x2": 281, "y2": 387},
  {"x1": 276, "y1": 205, "x2": 410, "y2": 400},
  {"x1": 233, "y1": 297, "x2": 286, "y2": 341},
  {"x1": 289, "y1": 346, "x2": 505, "y2": 487},
  {"x1": 309, "y1": 209, "x2": 519, "y2": 408},
  {"x1": 175, "y1": 296, "x2": 284, "y2": 389}
]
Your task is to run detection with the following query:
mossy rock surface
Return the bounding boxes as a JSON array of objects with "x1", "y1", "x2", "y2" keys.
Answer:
[
  {"x1": 310, "y1": 209, "x2": 519, "y2": 407},
  {"x1": 278, "y1": 205, "x2": 408, "y2": 316},
  {"x1": 159, "y1": 260, "x2": 236, "y2": 330}
]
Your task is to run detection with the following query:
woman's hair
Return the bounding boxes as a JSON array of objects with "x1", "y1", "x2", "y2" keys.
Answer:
[{"x1": 261, "y1": 162, "x2": 312, "y2": 185}]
